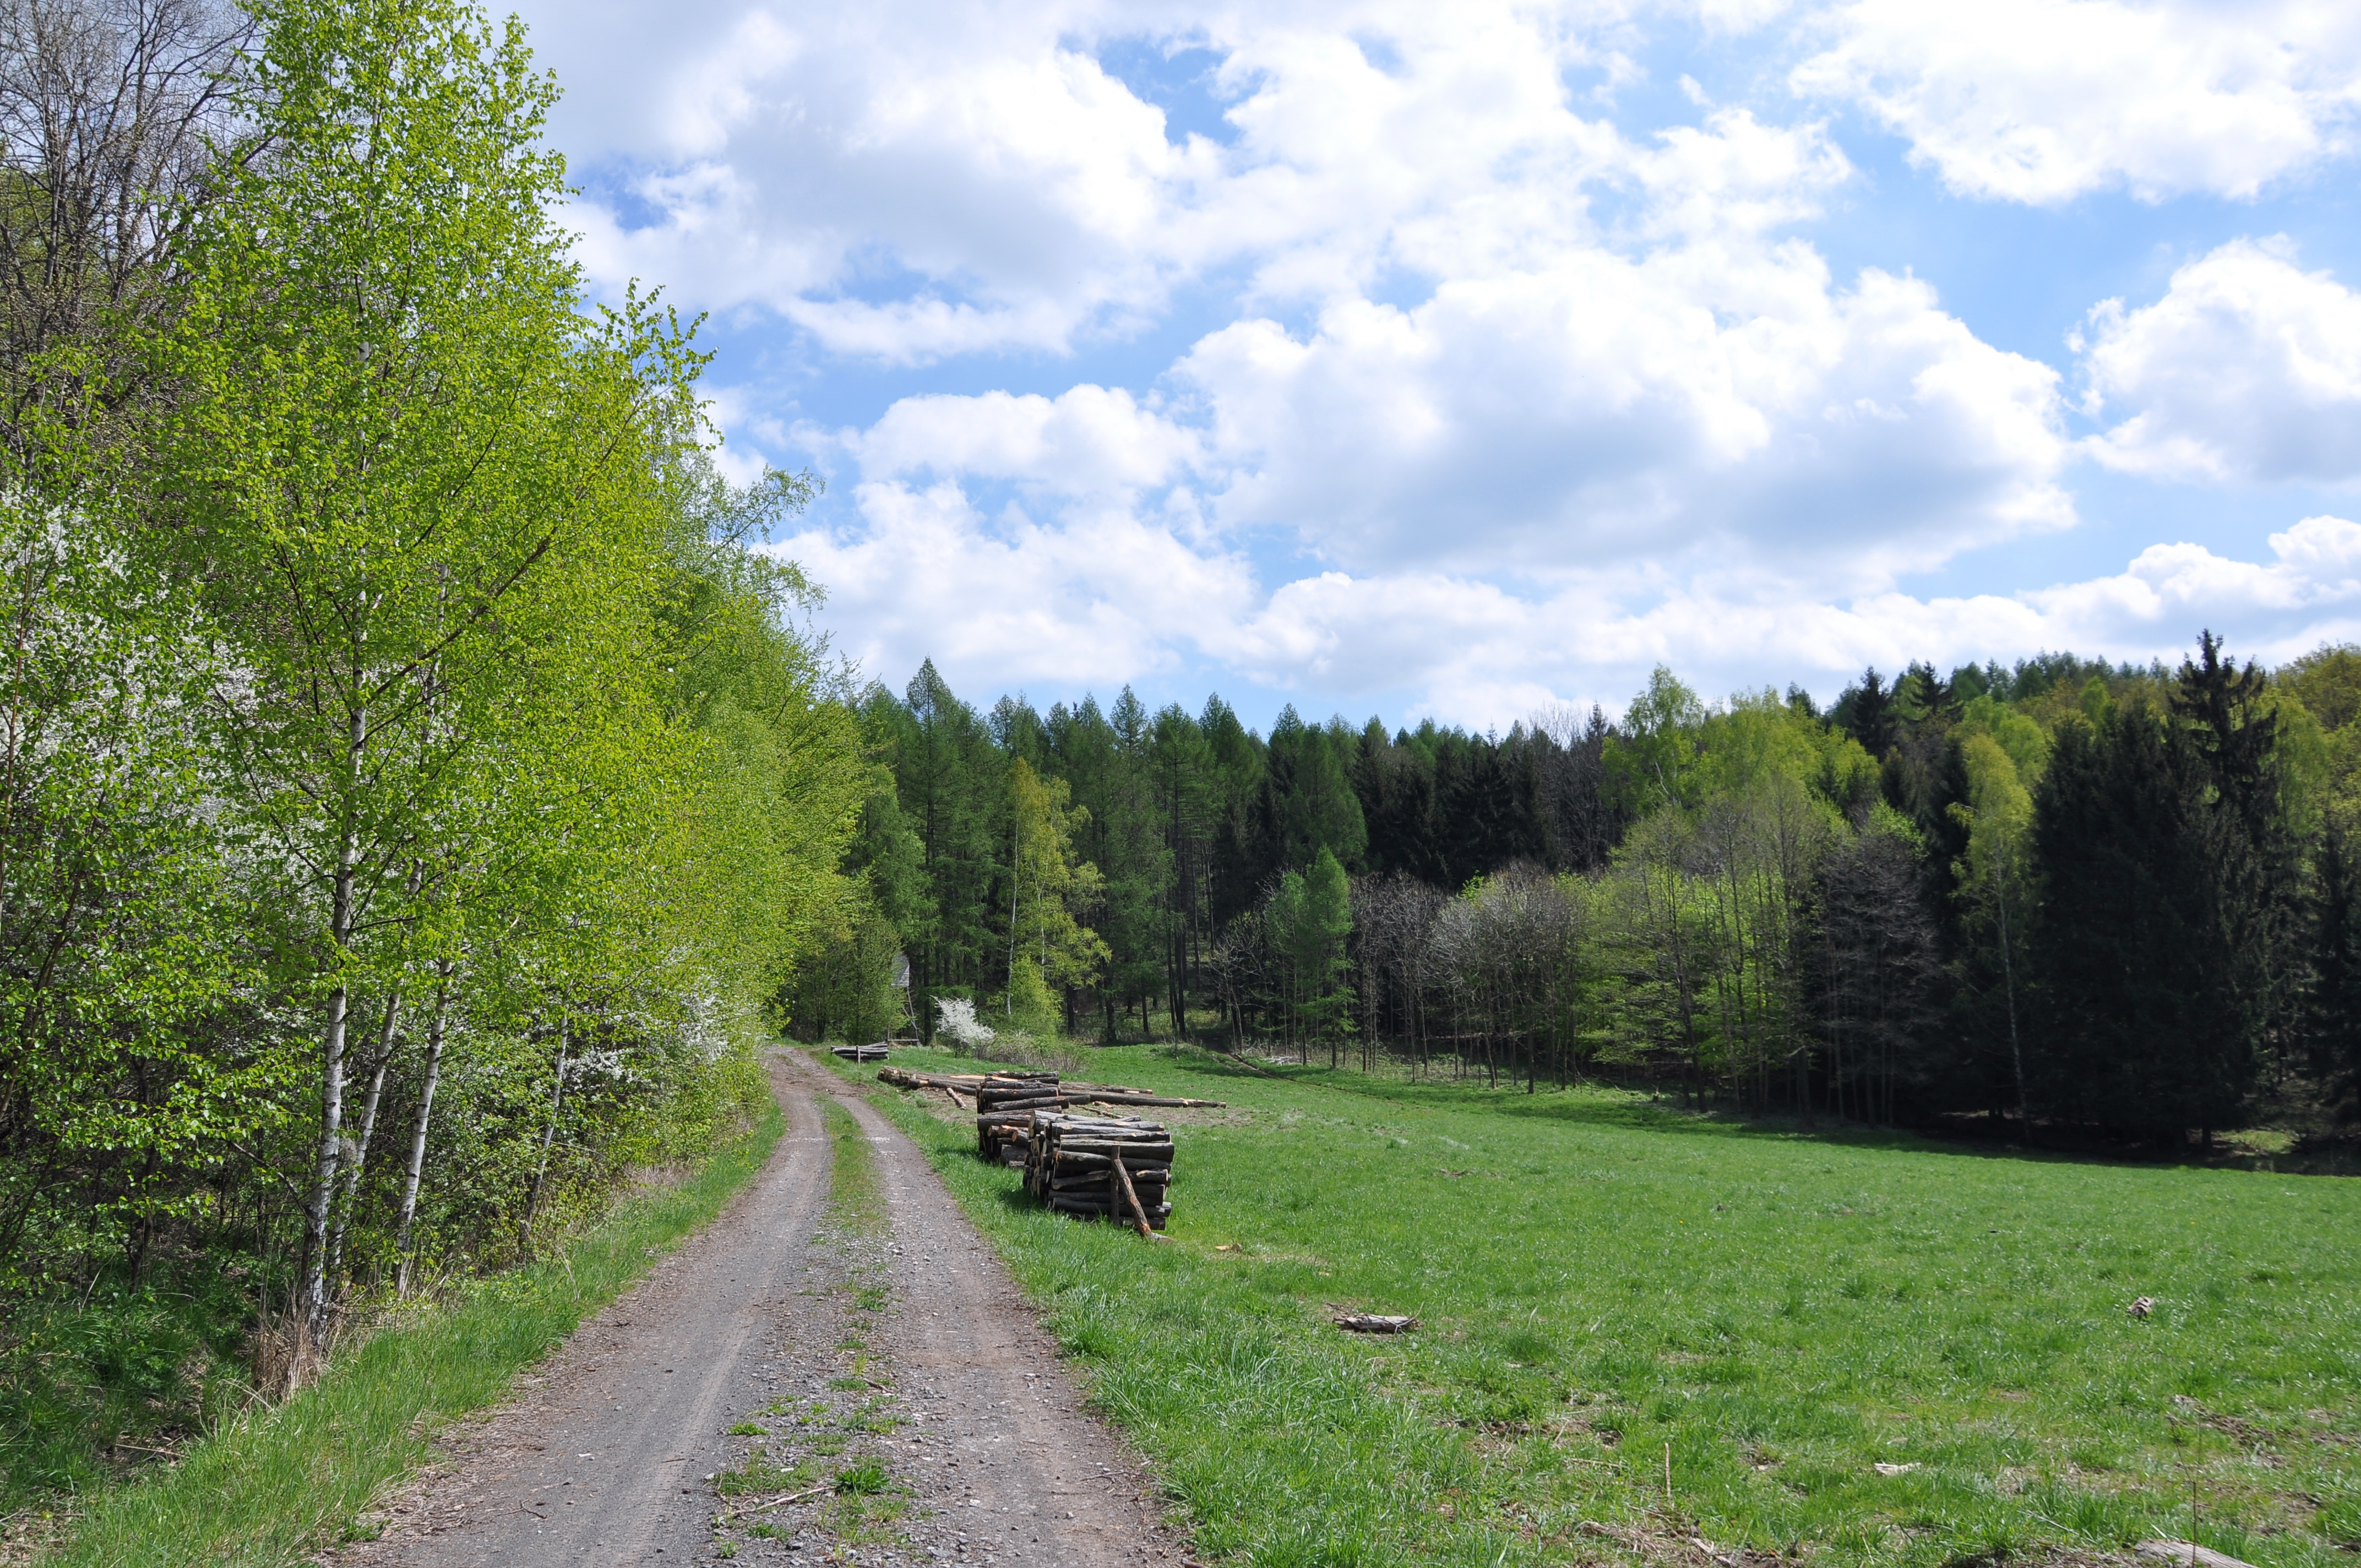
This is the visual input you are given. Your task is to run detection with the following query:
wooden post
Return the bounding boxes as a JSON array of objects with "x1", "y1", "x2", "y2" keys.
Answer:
[{"x1": 1112, "y1": 1153, "x2": 1153, "y2": 1239}]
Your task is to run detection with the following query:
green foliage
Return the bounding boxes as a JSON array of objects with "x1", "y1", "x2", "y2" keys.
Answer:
[
  {"x1": 1608, "y1": 666, "x2": 1708, "y2": 811},
  {"x1": 1, "y1": 0, "x2": 867, "y2": 1510},
  {"x1": 1005, "y1": 756, "x2": 1108, "y2": 1031},
  {"x1": 787, "y1": 886, "x2": 906, "y2": 1047},
  {"x1": 846, "y1": 629, "x2": 2352, "y2": 1143},
  {"x1": 2033, "y1": 703, "x2": 2255, "y2": 1135},
  {"x1": 832, "y1": 1458, "x2": 890, "y2": 1496},
  {"x1": 0, "y1": 1273, "x2": 252, "y2": 1510}
]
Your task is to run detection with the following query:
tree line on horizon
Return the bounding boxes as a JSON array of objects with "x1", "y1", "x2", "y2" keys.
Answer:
[{"x1": 798, "y1": 638, "x2": 2361, "y2": 1146}]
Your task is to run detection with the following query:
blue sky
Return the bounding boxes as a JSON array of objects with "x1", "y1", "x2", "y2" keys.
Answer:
[{"x1": 515, "y1": 0, "x2": 2361, "y2": 731}]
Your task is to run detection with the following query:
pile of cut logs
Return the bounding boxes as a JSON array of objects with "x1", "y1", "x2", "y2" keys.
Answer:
[
  {"x1": 874, "y1": 1065, "x2": 1220, "y2": 1232},
  {"x1": 973, "y1": 1075, "x2": 1063, "y2": 1165},
  {"x1": 1026, "y1": 1112, "x2": 1172, "y2": 1233}
]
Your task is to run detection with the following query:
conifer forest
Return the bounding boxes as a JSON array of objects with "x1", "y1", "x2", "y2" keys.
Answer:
[{"x1": 809, "y1": 642, "x2": 2361, "y2": 1151}]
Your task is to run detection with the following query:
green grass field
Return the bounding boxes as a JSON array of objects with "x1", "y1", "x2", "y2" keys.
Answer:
[{"x1": 833, "y1": 1045, "x2": 2361, "y2": 1568}]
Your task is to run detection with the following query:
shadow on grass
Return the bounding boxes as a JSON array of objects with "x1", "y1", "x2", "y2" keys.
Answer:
[{"x1": 1139, "y1": 1044, "x2": 2275, "y2": 1177}]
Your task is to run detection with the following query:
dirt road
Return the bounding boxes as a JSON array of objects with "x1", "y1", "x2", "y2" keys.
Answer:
[{"x1": 342, "y1": 1048, "x2": 1186, "y2": 1567}]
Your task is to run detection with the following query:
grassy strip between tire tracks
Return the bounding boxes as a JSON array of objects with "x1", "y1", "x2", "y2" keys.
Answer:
[
  {"x1": 41, "y1": 1092, "x2": 787, "y2": 1568},
  {"x1": 820, "y1": 1044, "x2": 2361, "y2": 1568}
]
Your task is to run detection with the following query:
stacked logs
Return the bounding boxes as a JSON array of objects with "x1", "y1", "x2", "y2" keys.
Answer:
[
  {"x1": 1025, "y1": 1112, "x2": 1172, "y2": 1232},
  {"x1": 972, "y1": 1076, "x2": 1062, "y2": 1167},
  {"x1": 875, "y1": 1064, "x2": 1220, "y2": 1233}
]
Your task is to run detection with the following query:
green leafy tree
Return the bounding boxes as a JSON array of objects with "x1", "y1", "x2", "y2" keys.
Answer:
[
  {"x1": 161, "y1": 0, "x2": 700, "y2": 1342},
  {"x1": 1004, "y1": 758, "x2": 1106, "y2": 1034},
  {"x1": 1607, "y1": 667, "x2": 1706, "y2": 813},
  {"x1": 1949, "y1": 731, "x2": 2039, "y2": 1134}
]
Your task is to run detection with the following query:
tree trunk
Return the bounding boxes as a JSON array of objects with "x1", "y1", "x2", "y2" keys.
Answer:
[
  {"x1": 300, "y1": 714, "x2": 366, "y2": 1346},
  {"x1": 394, "y1": 965, "x2": 454, "y2": 1297},
  {"x1": 1996, "y1": 861, "x2": 2032, "y2": 1147},
  {"x1": 326, "y1": 986, "x2": 403, "y2": 1288},
  {"x1": 521, "y1": 1005, "x2": 569, "y2": 1249}
]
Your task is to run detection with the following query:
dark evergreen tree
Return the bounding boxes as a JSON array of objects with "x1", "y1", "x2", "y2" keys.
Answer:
[
  {"x1": 1257, "y1": 706, "x2": 1367, "y2": 873},
  {"x1": 885, "y1": 661, "x2": 1005, "y2": 1042},
  {"x1": 2173, "y1": 632, "x2": 2298, "y2": 1086},
  {"x1": 2032, "y1": 704, "x2": 2253, "y2": 1140},
  {"x1": 1148, "y1": 703, "x2": 1219, "y2": 1036},
  {"x1": 1203, "y1": 694, "x2": 1269, "y2": 928},
  {"x1": 1048, "y1": 691, "x2": 1171, "y2": 1041},
  {"x1": 2308, "y1": 823, "x2": 2361, "y2": 1120},
  {"x1": 1352, "y1": 721, "x2": 1443, "y2": 884},
  {"x1": 1831, "y1": 667, "x2": 1896, "y2": 759}
]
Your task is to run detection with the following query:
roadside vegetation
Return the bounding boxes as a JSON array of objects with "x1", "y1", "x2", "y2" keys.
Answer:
[
  {"x1": 41, "y1": 1100, "x2": 783, "y2": 1568},
  {"x1": 842, "y1": 1043, "x2": 2361, "y2": 1568},
  {"x1": 1, "y1": 0, "x2": 862, "y2": 1529}
]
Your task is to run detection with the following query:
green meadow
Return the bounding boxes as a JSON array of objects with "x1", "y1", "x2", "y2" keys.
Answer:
[{"x1": 832, "y1": 1046, "x2": 2361, "y2": 1568}]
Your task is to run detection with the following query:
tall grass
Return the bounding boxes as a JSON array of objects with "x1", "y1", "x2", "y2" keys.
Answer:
[
  {"x1": 832, "y1": 1044, "x2": 2361, "y2": 1568},
  {"x1": 42, "y1": 1096, "x2": 785, "y2": 1568}
]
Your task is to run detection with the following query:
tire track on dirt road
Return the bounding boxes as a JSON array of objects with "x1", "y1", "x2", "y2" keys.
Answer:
[
  {"x1": 338, "y1": 1049, "x2": 1188, "y2": 1567},
  {"x1": 786, "y1": 1050, "x2": 1184, "y2": 1567}
]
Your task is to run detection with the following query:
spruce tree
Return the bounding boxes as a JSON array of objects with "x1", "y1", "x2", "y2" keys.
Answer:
[
  {"x1": 2308, "y1": 824, "x2": 2361, "y2": 1119},
  {"x1": 2173, "y1": 631, "x2": 2297, "y2": 1097},
  {"x1": 2032, "y1": 705, "x2": 2246, "y2": 1140}
]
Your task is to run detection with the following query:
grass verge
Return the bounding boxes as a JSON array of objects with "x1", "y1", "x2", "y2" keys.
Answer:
[
  {"x1": 41, "y1": 1091, "x2": 786, "y2": 1568},
  {"x1": 829, "y1": 1043, "x2": 2361, "y2": 1568}
]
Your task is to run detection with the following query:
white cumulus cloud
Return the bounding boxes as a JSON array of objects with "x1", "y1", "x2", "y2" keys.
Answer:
[
  {"x1": 1793, "y1": 0, "x2": 2361, "y2": 203},
  {"x1": 2077, "y1": 238, "x2": 2361, "y2": 484},
  {"x1": 1182, "y1": 261, "x2": 2070, "y2": 585},
  {"x1": 513, "y1": 0, "x2": 2361, "y2": 722}
]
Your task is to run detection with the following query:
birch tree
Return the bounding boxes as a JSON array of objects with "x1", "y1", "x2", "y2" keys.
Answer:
[{"x1": 161, "y1": 0, "x2": 697, "y2": 1344}]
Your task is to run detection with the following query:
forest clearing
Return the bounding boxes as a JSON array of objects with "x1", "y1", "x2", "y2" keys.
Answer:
[
  {"x1": 847, "y1": 1042, "x2": 2361, "y2": 1568},
  {"x1": 7, "y1": 0, "x2": 2361, "y2": 1561}
]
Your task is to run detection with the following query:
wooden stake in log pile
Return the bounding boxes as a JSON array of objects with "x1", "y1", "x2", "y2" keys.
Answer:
[{"x1": 1024, "y1": 1112, "x2": 1173, "y2": 1230}]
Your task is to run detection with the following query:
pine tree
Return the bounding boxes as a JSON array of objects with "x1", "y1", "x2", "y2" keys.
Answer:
[{"x1": 888, "y1": 661, "x2": 1002, "y2": 1041}]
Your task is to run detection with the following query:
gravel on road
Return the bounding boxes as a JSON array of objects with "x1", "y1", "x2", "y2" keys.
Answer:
[{"x1": 335, "y1": 1048, "x2": 1189, "y2": 1568}]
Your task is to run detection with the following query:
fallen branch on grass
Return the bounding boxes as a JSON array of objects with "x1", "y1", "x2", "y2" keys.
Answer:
[
  {"x1": 721, "y1": 1483, "x2": 830, "y2": 1520},
  {"x1": 1334, "y1": 1313, "x2": 1419, "y2": 1333}
]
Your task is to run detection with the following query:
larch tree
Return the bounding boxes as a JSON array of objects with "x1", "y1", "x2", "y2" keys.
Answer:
[{"x1": 1004, "y1": 756, "x2": 1106, "y2": 1033}]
